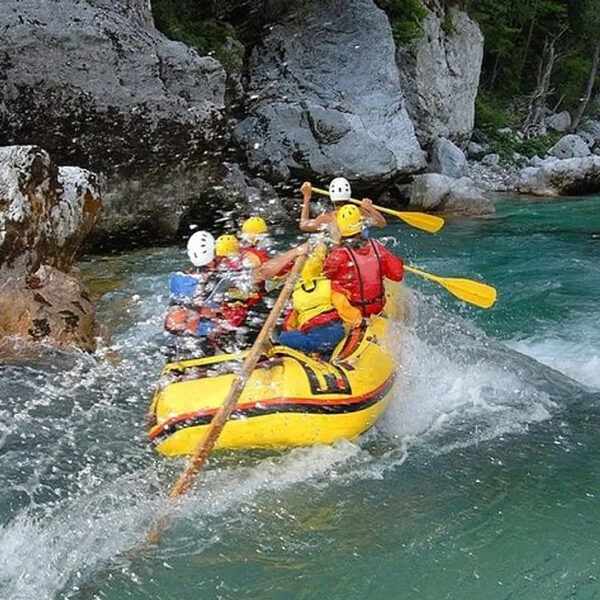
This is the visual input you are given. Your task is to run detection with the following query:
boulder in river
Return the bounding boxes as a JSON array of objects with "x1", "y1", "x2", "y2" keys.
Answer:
[
  {"x1": 410, "y1": 173, "x2": 454, "y2": 209},
  {"x1": 517, "y1": 156, "x2": 600, "y2": 196},
  {"x1": 409, "y1": 173, "x2": 494, "y2": 215},
  {"x1": 0, "y1": 145, "x2": 101, "y2": 353},
  {"x1": 0, "y1": 265, "x2": 98, "y2": 354},
  {"x1": 443, "y1": 176, "x2": 495, "y2": 216},
  {"x1": 234, "y1": 0, "x2": 425, "y2": 182}
]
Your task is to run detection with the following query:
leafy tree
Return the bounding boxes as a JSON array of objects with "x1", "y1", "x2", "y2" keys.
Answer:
[{"x1": 568, "y1": 0, "x2": 600, "y2": 129}]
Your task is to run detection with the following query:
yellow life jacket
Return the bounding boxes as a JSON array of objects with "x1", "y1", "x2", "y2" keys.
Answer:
[{"x1": 293, "y1": 277, "x2": 336, "y2": 329}]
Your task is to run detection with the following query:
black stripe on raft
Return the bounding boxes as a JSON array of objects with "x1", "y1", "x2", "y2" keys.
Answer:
[
  {"x1": 299, "y1": 361, "x2": 352, "y2": 395},
  {"x1": 150, "y1": 375, "x2": 395, "y2": 446}
]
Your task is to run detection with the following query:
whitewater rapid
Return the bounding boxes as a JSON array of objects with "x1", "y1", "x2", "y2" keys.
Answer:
[{"x1": 1, "y1": 251, "x2": 588, "y2": 600}]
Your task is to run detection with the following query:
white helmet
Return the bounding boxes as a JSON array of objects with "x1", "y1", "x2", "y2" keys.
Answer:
[
  {"x1": 187, "y1": 231, "x2": 215, "y2": 267},
  {"x1": 328, "y1": 177, "x2": 351, "y2": 202}
]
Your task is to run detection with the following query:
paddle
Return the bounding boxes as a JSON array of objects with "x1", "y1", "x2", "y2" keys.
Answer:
[
  {"x1": 311, "y1": 187, "x2": 444, "y2": 233},
  {"x1": 148, "y1": 251, "x2": 309, "y2": 545},
  {"x1": 404, "y1": 265, "x2": 497, "y2": 309}
]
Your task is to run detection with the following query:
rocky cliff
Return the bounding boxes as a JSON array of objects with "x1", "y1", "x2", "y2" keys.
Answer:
[
  {"x1": 397, "y1": 1, "x2": 484, "y2": 146},
  {"x1": 234, "y1": 0, "x2": 426, "y2": 182},
  {"x1": 0, "y1": 0, "x2": 225, "y2": 244},
  {"x1": 0, "y1": 0, "x2": 486, "y2": 247}
]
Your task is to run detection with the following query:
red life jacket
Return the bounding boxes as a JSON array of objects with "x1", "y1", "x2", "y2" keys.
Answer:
[
  {"x1": 241, "y1": 246, "x2": 269, "y2": 266},
  {"x1": 214, "y1": 255, "x2": 260, "y2": 325},
  {"x1": 340, "y1": 239, "x2": 385, "y2": 316},
  {"x1": 240, "y1": 246, "x2": 270, "y2": 297}
]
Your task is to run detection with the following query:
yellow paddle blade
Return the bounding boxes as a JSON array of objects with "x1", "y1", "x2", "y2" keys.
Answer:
[
  {"x1": 311, "y1": 187, "x2": 444, "y2": 233},
  {"x1": 404, "y1": 265, "x2": 497, "y2": 309},
  {"x1": 389, "y1": 210, "x2": 444, "y2": 233},
  {"x1": 437, "y1": 277, "x2": 497, "y2": 309}
]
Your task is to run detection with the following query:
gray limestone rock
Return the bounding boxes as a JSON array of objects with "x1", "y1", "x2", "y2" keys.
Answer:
[
  {"x1": 518, "y1": 156, "x2": 600, "y2": 196},
  {"x1": 577, "y1": 130, "x2": 596, "y2": 148},
  {"x1": 545, "y1": 111, "x2": 572, "y2": 133},
  {"x1": 397, "y1": 4, "x2": 483, "y2": 145},
  {"x1": 466, "y1": 161, "x2": 518, "y2": 192},
  {"x1": 0, "y1": 145, "x2": 100, "y2": 273},
  {"x1": 205, "y1": 162, "x2": 289, "y2": 224},
  {"x1": 577, "y1": 119, "x2": 600, "y2": 147},
  {"x1": 409, "y1": 173, "x2": 493, "y2": 215},
  {"x1": 467, "y1": 141, "x2": 489, "y2": 160},
  {"x1": 529, "y1": 155, "x2": 544, "y2": 168},
  {"x1": 430, "y1": 138, "x2": 467, "y2": 178},
  {"x1": 0, "y1": 0, "x2": 226, "y2": 243},
  {"x1": 443, "y1": 176, "x2": 494, "y2": 215},
  {"x1": 549, "y1": 135, "x2": 591, "y2": 159},
  {"x1": 234, "y1": 0, "x2": 425, "y2": 183},
  {"x1": 410, "y1": 173, "x2": 454, "y2": 210},
  {"x1": 481, "y1": 153, "x2": 501, "y2": 167}
]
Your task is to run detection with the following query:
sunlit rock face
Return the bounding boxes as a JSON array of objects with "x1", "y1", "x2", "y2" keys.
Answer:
[
  {"x1": 0, "y1": 146, "x2": 101, "y2": 353},
  {"x1": 397, "y1": 2, "x2": 483, "y2": 146},
  {"x1": 234, "y1": 0, "x2": 426, "y2": 183},
  {"x1": 408, "y1": 173, "x2": 494, "y2": 216},
  {"x1": 518, "y1": 156, "x2": 600, "y2": 196},
  {"x1": 0, "y1": 0, "x2": 226, "y2": 244}
]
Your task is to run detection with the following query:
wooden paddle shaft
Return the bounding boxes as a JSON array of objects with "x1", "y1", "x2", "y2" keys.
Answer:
[{"x1": 169, "y1": 253, "x2": 309, "y2": 499}]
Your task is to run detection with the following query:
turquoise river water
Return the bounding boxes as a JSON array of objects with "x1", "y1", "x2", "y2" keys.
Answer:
[{"x1": 1, "y1": 195, "x2": 599, "y2": 599}]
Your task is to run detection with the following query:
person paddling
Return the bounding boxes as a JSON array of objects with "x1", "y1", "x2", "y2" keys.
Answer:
[
  {"x1": 299, "y1": 177, "x2": 387, "y2": 242},
  {"x1": 164, "y1": 231, "x2": 234, "y2": 357},
  {"x1": 213, "y1": 233, "x2": 310, "y2": 349},
  {"x1": 239, "y1": 216, "x2": 271, "y2": 267},
  {"x1": 323, "y1": 205, "x2": 404, "y2": 317},
  {"x1": 277, "y1": 245, "x2": 362, "y2": 355}
]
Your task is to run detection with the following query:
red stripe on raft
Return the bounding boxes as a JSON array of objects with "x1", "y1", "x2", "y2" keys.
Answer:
[{"x1": 148, "y1": 375, "x2": 394, "y2": 442}]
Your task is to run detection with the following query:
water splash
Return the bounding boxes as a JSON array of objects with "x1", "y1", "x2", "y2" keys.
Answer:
[{"x1": 0, "y1": 249, "x2": 591, "y2": 600}]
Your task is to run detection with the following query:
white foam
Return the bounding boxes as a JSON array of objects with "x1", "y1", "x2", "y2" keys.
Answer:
[
  {"x1": 509, "y1": 336, "x2": 600, "y2": 390},
  {"x1": 0, "y1": 442, "x2": 371, "y2": 600},
  {"x1": 379, "y1": 291, "x2": 557, "y2": 451},
  {"x1": 0, "y1": 466, "x2": 164, "y2": 600}
]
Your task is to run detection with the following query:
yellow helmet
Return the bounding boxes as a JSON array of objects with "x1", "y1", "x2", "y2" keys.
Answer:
[
  {"x1": 215, "y1": 234, "x2": 240, "y2": 257},
  {"x1": 241, "y1": 216, "x2": 268, "y2": 237},
  {"x1": 301, "y1": 244, "x2": 327, "y2": 282},
  {"x1": 336, "y1": 204, "x2": 363, "y2": 237}
]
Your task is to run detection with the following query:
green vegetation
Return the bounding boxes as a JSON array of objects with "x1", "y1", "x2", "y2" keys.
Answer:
[
  {"x1": 377, "y1": 0, "x2": 600, "y2": 140},
  {"x1": 150, "y1": 0, "x2": 241, "y2": 72},
  {"x1": 476, "y1": 127, "x2": 561, "y2": 164},
  {"x1": 376, "y1": 0, "x2": 429, "y2": 46},
  {"x1": 475, "y1": 91, "x2": 519, "y2": 131},
  {"x1": 466, "y1": 0, "x2": 600, "y2": 136}
]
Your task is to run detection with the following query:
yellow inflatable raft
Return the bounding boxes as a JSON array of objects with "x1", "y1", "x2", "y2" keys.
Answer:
[{"x1": 147, "y1": 286, "x2": 401, "y2": 456}]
